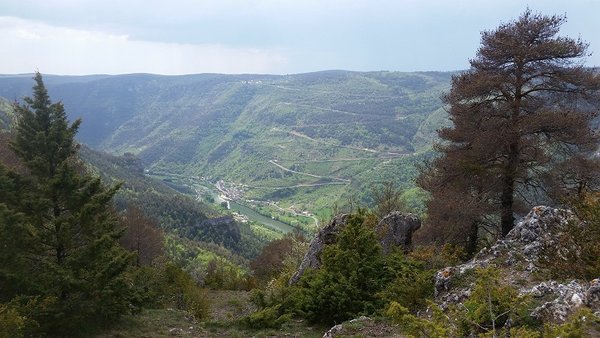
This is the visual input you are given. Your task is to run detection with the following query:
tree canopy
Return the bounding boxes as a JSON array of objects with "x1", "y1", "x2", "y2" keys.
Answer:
[
  {"x1": 0, "y1": 72, "x2": 134, "y2": 335},
  {"x1": 418, "y1": 10, "x2": 600, "y2": 255}
]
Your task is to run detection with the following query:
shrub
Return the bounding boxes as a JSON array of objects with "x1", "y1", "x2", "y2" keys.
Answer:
[
  {"x1": 293, "y1": 212, "x2": 387, "y2": 324},
  {"x1": 0, "y1": 296, "x2": 55, "y2": 338},
  {"x1": 240, "y1": 304, "x2": 291, "y2": 330},
  {"x1": 379, "y1": 252, "x2": 434, "y2": 312},
  {"x1": 385, "y1": 301, "x2": 450, "y2": 338},
  {"x1": 544, "y1": 308, "x2": 600, "y2": 337},
  {"x1": 461, "y1": 268, "x2": 534, "y2": 336},
  {"x1": 128, "y1": 262, "x2": 210, "y2": 320}
]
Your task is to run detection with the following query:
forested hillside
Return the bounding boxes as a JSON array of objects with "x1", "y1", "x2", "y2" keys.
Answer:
[{"x1": 0, "y1": 71, "x2": 451, "y2": 220}]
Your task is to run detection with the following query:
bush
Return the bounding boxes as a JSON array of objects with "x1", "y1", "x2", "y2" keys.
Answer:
[
  {"x1": 544, "y1": 308, "x2": 600, "y2": 337},
  {"x1": 379, "y1": 252, "x2": 434, "y2": 312},
  {"x1": 385, "y1": 301, "x2": 450, "y2": 338},
  {"x1": 0, "y1": 296, "x2": 55, "y2": 338},
  {"x1": 293, "y1": 212, "x2": 387, "y2": 324},
  {"x1": 240, "y1": 305, "x2": 291, "y2": 330},
  {"x1": 461, "y1": 268, "x2": 534, "y2": 336},
  {"x1": 0, "y1": 303, "x2": 26, "y2": 338},
  {"x1": 128, "y1": 262, "x2": 210, "y2": 320},
  {"x1": 409, "y1": 243, "x2": 465, "y2": 270},
  {"x1": 163, "y1": 264, "x2": 211, "y2": 320}
]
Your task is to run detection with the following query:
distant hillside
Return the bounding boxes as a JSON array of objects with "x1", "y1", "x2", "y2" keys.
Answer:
[
  {"x1": 0, "y1": 71, "x2": 452, "y2": 218},
  {"x1": 79, "y1": 146, "x2": 263, "y2": 261},
  {"x1": 0, "y1": 97, "x2": 15, "y2": 130}
]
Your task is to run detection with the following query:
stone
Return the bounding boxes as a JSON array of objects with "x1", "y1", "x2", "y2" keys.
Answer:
[
  {"x1": 322, "y1": 324, "x2": 343, "y2": 338},
  {"x1": 587, "y1": 278, "x2": 600, "y2": 308},
  {"x1": 433, "y1": 206, "x2": 600, "y2": 323},
  {"x1": 374, "y1": 211, "x2": 421, "y2": 253},
  {"x1": 322, "y1": 316, "x2": 372, "y2": 338}
]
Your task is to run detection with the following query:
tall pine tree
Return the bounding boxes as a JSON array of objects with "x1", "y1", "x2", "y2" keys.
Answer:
[
  {"x1": 418, "y1": 10, "x2": 600, "y2": 255},
  {"x1": 1, "y1": 72, "x2": 133, "y2": 333}
]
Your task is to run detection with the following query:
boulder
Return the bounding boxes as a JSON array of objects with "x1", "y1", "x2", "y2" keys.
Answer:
[{"x1": 375, "y1": 211, "x2": 421, "y2": 254}]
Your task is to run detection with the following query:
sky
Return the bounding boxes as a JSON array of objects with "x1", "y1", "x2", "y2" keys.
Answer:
[{"x1": 0, "y1": 0, "x2": 599, "y2": 75}]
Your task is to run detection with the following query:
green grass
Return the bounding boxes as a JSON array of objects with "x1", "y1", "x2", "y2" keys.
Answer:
[
  {"x1": 96, "y1": 309, "x2": 205, "y2": 337},
  {"x1": 96, "y1": 290, "x2": 326, "y2": 338}
]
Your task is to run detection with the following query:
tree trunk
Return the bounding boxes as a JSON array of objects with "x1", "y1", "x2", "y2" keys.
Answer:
[
  {"x1": 500, "y1": 142, "x2": 519, "y2": 237},
  {"x1": 466, "y1": 220, "x2": 479, "y2": 257}
]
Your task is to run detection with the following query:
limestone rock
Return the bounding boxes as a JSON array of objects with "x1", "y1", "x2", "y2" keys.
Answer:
[
  {"x1": 433, "y1": 206, "x2": 600, "y2": 323},
  {"x1": 289, "y1": 213, "x2": 348, "y2": 285},
  {"x1": 527, "y1": 280, "x2": 587, "y2": 322},
  {"x1": 587, "y1": 278, "x2": 600, "y2": 309},
  {"x1": 322, "y1": 316, "x2": 380, "y2": 338},
  {"x1": 375, "y1": 211, "x2": 421, "y2": 253},
  {"x1": 322, "y1": 323, "x2": 343, "y2": 338}
]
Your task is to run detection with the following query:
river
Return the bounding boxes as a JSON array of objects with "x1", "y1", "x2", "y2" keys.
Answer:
[{"x1": 229, "y1": 201, "x2": 299, "y2": 234}]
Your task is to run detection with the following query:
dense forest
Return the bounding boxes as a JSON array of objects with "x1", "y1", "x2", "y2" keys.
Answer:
[{"x1": 1, "y1": 9, "x2": 600, "y2": 338}]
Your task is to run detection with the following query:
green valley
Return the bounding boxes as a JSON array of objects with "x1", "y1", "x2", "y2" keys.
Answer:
[{"x1": 0, "y1": 70, "x2": 451, "y2": 228}]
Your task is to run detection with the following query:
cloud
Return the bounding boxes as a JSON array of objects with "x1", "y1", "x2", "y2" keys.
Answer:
[
  {"x1": 0, "y1": 16, "x2": 289, "y2": 75},
  {"x1": 1, "y1": 1, "x2": 598, "y2": 74}
]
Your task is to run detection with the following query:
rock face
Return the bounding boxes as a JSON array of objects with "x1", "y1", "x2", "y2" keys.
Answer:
[
  {"x1": 375, "y1": 211, "x2": 421, "y2": 254},
  {"x1": 289, "y1": 212, "x2": 421, "y2": 285},
  {"x1": 434, "y1": 206, "x2": 600, "y2": 322}
]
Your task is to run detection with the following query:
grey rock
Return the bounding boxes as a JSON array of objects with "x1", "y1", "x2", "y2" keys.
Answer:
[
  {"x1": 322, "y1": 323, "x2": 343, "y2": 338},
  {"x1": 375, "y1": 211, "x2": 421, "y2": 253},
  {"x1": 434, "y1": 206, "x2": 577, "y2": 301},
  {"x1": 433, "y1": 206, "x2": 600, "y2": 322},
  {"x1": 527, "y1": 280, "x2": 587, "y2": 322},
  {"x1": 322, "y1": 316, "x2": 372, "y2": 338},
  {"x1": 587, "y1": 278, "x2": 600, "y2": 308}
]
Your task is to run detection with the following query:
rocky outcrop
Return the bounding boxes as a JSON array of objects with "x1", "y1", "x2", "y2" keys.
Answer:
[
  {"x1": 289, "y1": 211, "x2": 421, "y2": 285},
  {"x1": 289, "y1": 213, "x2": 349, "y2": 285},
  {"x1": 321, "y1": 316, "x2": 402, "y2": 338},
  {"x1": 375, "y1": 211, "x2": 421, "y2": 253},
  {"x1": 527, "y1": 280, "x2": 587, "y2": 322},
  {"x1": 434, "y1": 206, "x2": 600, "y2": 322}
]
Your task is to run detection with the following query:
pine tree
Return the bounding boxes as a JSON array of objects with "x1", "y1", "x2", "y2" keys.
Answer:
[
  {"x1": 295, "y1": 212, "x2": 387, "y2": 324},
  {"x1": 1, "y1": 72, "x2": 133, "y2": 333},
  {"x1": 418, "y1": 11, "x2": 600, "y2": 253}
]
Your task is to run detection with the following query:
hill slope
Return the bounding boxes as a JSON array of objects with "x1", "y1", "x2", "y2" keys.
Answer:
[{"x1": 0, "y1": 71, "x2": 452, "y2": 220}]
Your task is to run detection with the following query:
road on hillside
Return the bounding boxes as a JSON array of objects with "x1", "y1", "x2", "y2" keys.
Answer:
[{"x1": 269, "y1": 160, "x2": 351, "y2": 183}]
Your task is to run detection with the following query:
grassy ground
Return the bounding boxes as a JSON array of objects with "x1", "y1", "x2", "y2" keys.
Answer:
[{"x1": 96, "y1": 291, "x2": 326, "y2": 338}]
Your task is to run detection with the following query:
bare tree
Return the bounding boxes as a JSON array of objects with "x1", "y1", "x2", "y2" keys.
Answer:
[
  {"x1": 371, "y1": 181, "x2": 406, "y2": 219},
  {"x1": 120, "y1": 206, "x2": 165, "y2": 266}
]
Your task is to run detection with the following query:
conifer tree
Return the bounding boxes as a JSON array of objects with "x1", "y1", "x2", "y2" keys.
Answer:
[
  {"x1": 295, "y1": 212, "x2": 387, "y2": 324},
  {"x1": 1, "y1": 72, "x2": 133, "y2": 332},
  {"x1": 418, "y1": 11, "x2": 600, "y2": 253}
]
